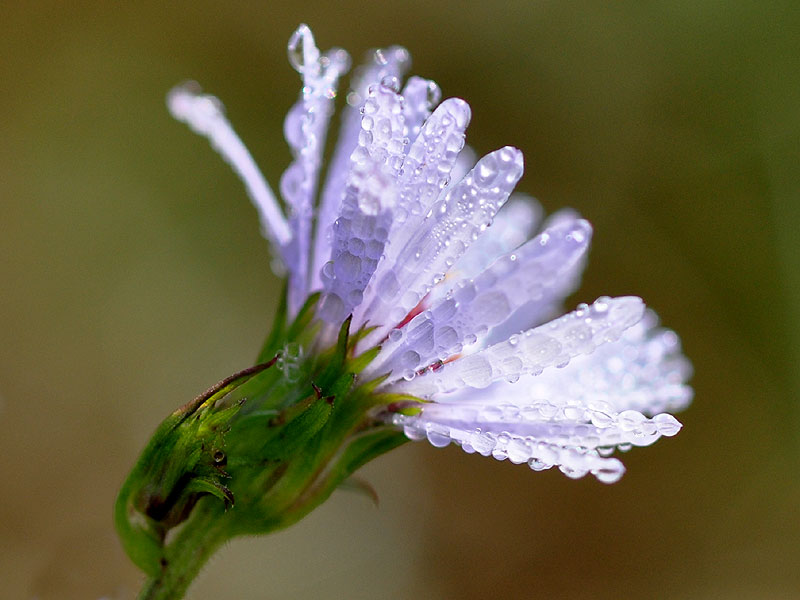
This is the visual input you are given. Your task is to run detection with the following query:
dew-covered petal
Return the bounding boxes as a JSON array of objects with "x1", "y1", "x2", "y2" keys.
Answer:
[
  {"x1": 367, "y1": 218, "x2": 593, "y2": 378},
  {"x1": 483, "y1": 211, "x2": 589, "y2": 344},
  {"x1": 318, "y1": 83, "x2": 407, "y2": 323},
  {"x1": 526, "y1": 309, "x2": 694, "y2": 415},
  {"x1": 311, "y1": 46, "x2": 411, "y2": 291},
  {"x1": 392, "y1": 415, "x2": 628, "y2": 483},
  {"x1": 450, "y1": 145, "x2": 477, "y2": 183},
  {"x1": 446, "y1": 193, "x2": 543, "y2": 284},
  {"x1": 354, "y1": 97, "x2": 472, "y2": 327},
  {"x1": 401, "y1": 76, "x2": 441, "y2": 147},
  {"x1": 387, "y1": 309, "x2": 691, "y2": 483},
  {"x1": 282, "y1": 25, "x2": 351, "y2": 314},
  {"x1": 167, "y1": 83, "x2": 292, "y2": 261},
  {"x1": 399, "y1": 400, "x2": 682, "y2": 449},
  {"x1": 392, "y1": 296, "x2": 645, "y2": 396},
  {"x1": 358, "y1": 146, "x2": 525, "y2": 344}
]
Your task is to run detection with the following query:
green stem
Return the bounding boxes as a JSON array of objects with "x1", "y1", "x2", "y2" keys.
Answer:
[{"x1": 137, "y1": 501, "x2": 230, "y2": 600}]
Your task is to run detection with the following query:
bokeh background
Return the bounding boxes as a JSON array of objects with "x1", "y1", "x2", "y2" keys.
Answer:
[{"x1": 2, "y1": 1, "x2": 799, "y2": 598}]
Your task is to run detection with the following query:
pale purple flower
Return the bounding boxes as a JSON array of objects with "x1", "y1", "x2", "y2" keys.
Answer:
[{"x1": 167, "y1": 24, "x2": 692, "y2": 483}]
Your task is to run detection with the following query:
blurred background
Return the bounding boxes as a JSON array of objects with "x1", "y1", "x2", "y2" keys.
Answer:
[{"x1": 2, "y1": 1, "x2": 799, "y2": 598}]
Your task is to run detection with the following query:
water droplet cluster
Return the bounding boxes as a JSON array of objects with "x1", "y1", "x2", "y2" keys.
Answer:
[
  {"x1": 358, "y1": 146, "x2": 524, "y2": 345},
  {"x1": 394, "y1": 296, "x2": 644, "y2": 395},
  {"x1": 275, "y1": 342, "x2": 305, "y2": 382},
  {"x1": 391, "y1": 309, "x2": 689, "y2": 483},
  {"x1": 319, "y1": 82, "x2": 406, "y2": 322},
  {"x1": 367, "y1": 217, "x2": 593, "y2": 379},
  {"x1": 312, "y1": 45, "x2": 411, "y2": 292},
  {"x1": 354, "y1": 97, "x2": 472, "y2": 327},
  {"x1": 282, "y1": 25, "x2": 351, "y2": 314}
]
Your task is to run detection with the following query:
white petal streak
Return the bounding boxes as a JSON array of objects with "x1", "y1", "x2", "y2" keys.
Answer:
[
  {"x1": 393, "y1": 296, "x2": 645, "y2": 396},
  {"x1": 318, "y1": 84, "x2": 407, "y2": 323},
  {"x1": 282, "y1": 25, "x2": 350, "y2": 315},
  {"x1": 311, "y1": 46, "x2": 411, "y2": 291},
  {"x1": 367, "y1": 218, "x2": 593, "y2": 378},
  {"x1": 167, "y1": 84, "x2": 291, "y2": 255},
  {"x1": 359, "y1": 146, "x2": 524, "y2": 344}
]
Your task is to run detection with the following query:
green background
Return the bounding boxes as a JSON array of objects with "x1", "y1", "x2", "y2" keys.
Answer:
[{"x1": 2, "y1": 1, "x2": 799, "y2": 598}]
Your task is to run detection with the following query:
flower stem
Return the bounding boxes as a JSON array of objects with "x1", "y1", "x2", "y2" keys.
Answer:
[{"x1": 137, "y1": 501, "x2": 230, "y2": 600}]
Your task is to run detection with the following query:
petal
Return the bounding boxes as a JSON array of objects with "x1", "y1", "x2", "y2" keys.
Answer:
[
  {"x1": 358, "y1": 146, "x2": 525, "y2": 343},
  {"x1": 354, "y1": 97, "x2": 472, "y2": 327},
  {"x1": 282, "y1": 25, "x2": 351, "y2": 315},
  {"x1": 392, "y1": 296, "x2": 645, "y2": 396},
  {"x1": 366, "y1": 218, "x2": 592, "y2": 379},
  {"x1": 167, "y1": 83, "x2": 292, "y2": 261},
  {"x1": 318, "y1": 83, "x2": 406, "y2": 323},
  {"x1": 311, "y1": 46, "x2": 411, "y2": 291},
  {"x1": 387, "y1": 307, "x2": 690, "y2": 482},
  {"x1": 401, "y1": 76, "x2": 441, "y2": 147},
  {"x1": 446, "y1": 193, "x2": 543, "y2": 284},
  {"x1": 392, "y1": 415, "x2": 628, "y2": 483}
]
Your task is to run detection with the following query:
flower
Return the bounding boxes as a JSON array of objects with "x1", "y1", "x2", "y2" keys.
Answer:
[
  {"x1": 167, "y1": 24, "x2": 691, "y2": 485},
  {"x1": 117, "y1": 24, "x2": 695, "y2": 597}
]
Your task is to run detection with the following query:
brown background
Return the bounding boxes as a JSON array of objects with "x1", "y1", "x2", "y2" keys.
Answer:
[{"x1": 2, "y1": 1, "x2": 799, "y2": 598}]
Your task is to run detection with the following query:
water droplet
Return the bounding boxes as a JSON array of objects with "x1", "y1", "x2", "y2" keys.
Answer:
[
  {"x1": 380, "y1": 75, "x2": 400, "y2": 92},
  {"x1": 559, "y1": 465, "x2": 588, "y2": 479},
  {"x1": 475, "y1": 157, "x2": 498, "y2": 186},
  {"x1": 426, "y1": 425, "x2": 452, "y2": 448},
  {"x1": 529, "y1": 458, "x2": 552, "y2": 471},
  {"x1": 653, "y1": 413, "x2": 682, "y2": 436},
  {"x1": 373, "y1": 48, "x2": 388, "y2": 65},
  {"x1": 458, "y1": 355, "x2": 492, "y2": 388},
  {"x1": 592, "y1": 458, "x2": 625, "y2": 484},
  {"x1": 403, "y1": 423, "x2": 426, "y2": 441},
  {"x1": 333, "y1": 252, "x2": 362, "y2": 283},
  {"x1": 618, "y1": 410, "x2": 645, "y2": 432},
  {"x1": 425, "y1": 81, "x2": 441, "y2": 108},
  {"x1": 287, "y1": 25, "x2": 313, "y2": 73}
]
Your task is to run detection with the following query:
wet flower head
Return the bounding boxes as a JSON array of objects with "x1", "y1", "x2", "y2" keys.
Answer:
[{"x1": 167, "y1": 24, "x2": 692, "y2": 486}]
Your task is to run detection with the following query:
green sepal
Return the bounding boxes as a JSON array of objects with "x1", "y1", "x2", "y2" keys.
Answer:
[
  {"x1": 323, "y1": 428, "x2": 408, "y2": 497},
  {"x1": 338, "y1": 476, "x2": 380, "y2": 506},
  {"x1": 348, "y1": 345, "x2": 381, "y2": 374},
  {"x1": 349, "y1": 323, "x2": 379, "y2": 347},
  {"x1": 116, "y1": 292, "x2": 431, "y2": 597},
  {"x1": 258, "y1": 393, "x2": 333, "y2": 461},
  {"x1": 358, "y1": 373, "x2": 392, "y2": 396},
  {"x1": 185, "y1": 478, "x2": 235, "y2": 508}
]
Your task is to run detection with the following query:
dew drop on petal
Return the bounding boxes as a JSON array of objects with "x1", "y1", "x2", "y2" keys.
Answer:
[
  {"x1": 653, "y1": 413, "x2": 682, "y2": 436},
  {"x1": 458, "y1": 355, "x2": 493, "y2": 388},
  {"x1": 426, "y1": 424, "x2": 452, "y2": 448},
  {"x1": 592, "y1": 458, "x2": 625, "y2": 484}
]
